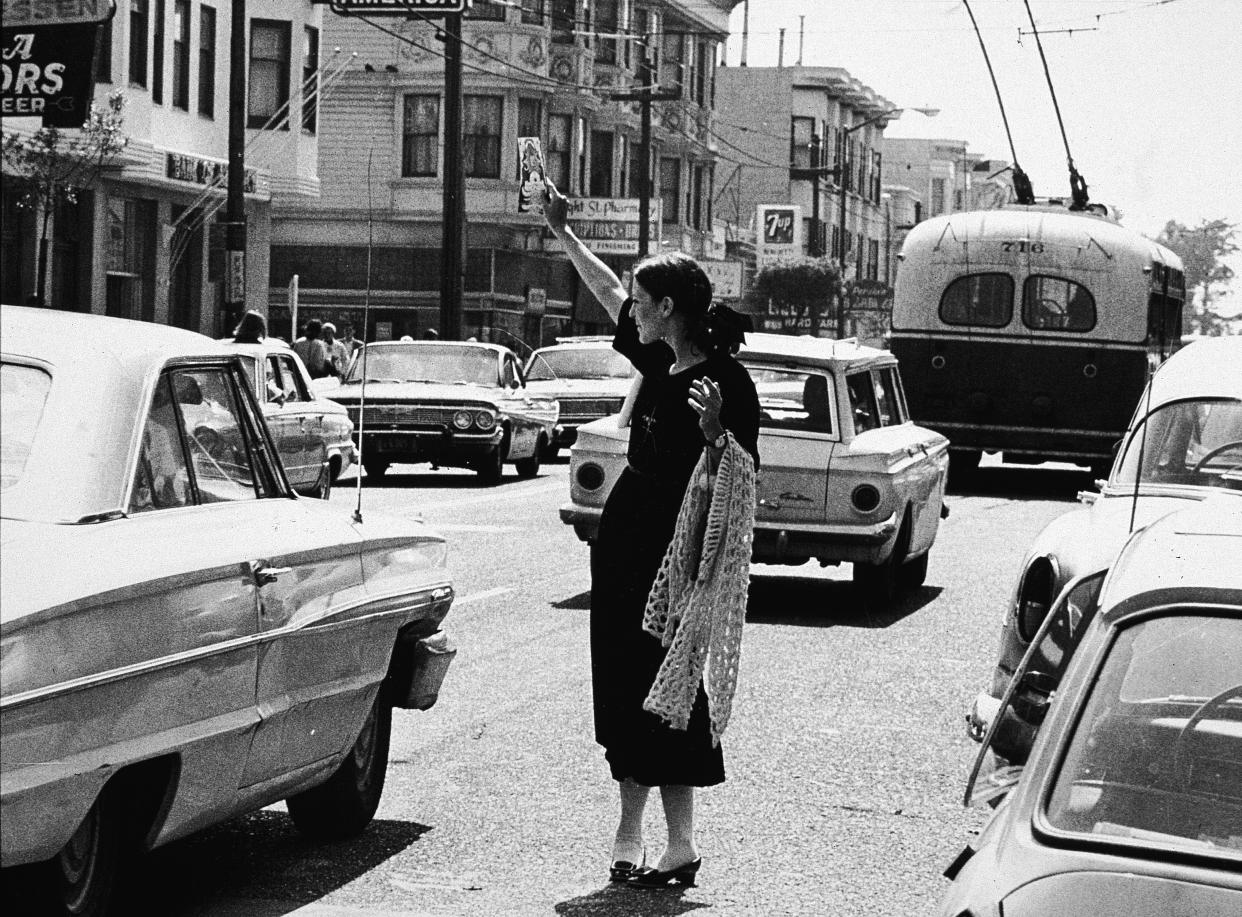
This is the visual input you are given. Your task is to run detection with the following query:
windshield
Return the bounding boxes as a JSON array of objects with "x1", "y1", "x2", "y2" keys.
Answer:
[
  {"x1": 1, "y1": 363, "x2": 53, "y2": 490},
  {"x1": 525, "y1": 347, "x2": 634, "y2": 382},
  {"x1": 1045, "y1": 613, "x2": 1242, "y2": 861},
  {"x1": 1113, "y1": 398, "x2": 1242, "y2": 491},
  {"x1": 344, "y1": 344, "x2": 499, "y2": 386}
]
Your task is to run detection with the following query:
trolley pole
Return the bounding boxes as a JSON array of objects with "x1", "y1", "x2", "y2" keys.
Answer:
[{"x1": 440, "y1": 11, "x2": 464, "y2": 339}]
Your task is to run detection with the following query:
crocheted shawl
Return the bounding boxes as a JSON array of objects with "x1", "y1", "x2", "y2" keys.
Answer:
[{"x1": 641, "y1": 434, "x2": 757, "y2": 746}]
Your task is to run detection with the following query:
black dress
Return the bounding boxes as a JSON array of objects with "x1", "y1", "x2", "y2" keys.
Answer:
[{"x1": 591, "y1": 300, "x2": 760, "y2": 786}]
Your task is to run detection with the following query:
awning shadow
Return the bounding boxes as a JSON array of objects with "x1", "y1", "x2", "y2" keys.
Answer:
[{"x1": 128, "y1": 810, "x2": 430, "y2": 915}]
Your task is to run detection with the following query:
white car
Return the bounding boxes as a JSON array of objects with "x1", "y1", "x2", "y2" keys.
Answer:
[
  {"x1": 523, "y1": 337, "x2": 636, "y2": 458},
  {"x1": 1, "y1": 306, "x2": 456, "y2": 914}
]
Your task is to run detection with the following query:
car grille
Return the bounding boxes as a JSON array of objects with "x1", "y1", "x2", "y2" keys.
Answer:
[
  {"x1": 346, "y1": 405, "x2": 452, "y2": 428},
  {"x1": 558, "y1": 397, "x2": 623, "y2": 422}
]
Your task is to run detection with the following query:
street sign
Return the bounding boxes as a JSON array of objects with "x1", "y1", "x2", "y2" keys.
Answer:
[
  {"x1": 328, "y1": 0, "x2": 468, "y2": 14},
  {"x1": 1, "y1": 18, "x2": 107, "y2": 126}
]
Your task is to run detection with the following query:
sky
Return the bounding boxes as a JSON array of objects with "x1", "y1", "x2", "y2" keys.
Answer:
[{"x1": 721, "y1": 0, "x2": 1242, "y2": 317}]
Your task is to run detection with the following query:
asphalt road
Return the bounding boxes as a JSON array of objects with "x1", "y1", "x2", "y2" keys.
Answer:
[{"x1": 133, "y1": 456, "x2": 1095, "y2": 917}]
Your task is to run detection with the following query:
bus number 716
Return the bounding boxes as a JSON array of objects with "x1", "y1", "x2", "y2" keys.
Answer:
[{"x1": 1001, "y1": 240, "x2": 1045, "y2": 254}]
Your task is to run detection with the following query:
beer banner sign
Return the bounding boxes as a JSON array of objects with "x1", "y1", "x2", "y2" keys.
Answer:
[{"x1": 1, "y1": 18, "x2": 105, "y2": 126}]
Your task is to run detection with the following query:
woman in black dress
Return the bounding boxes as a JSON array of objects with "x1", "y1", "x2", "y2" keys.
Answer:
[{"x1": 544, "y1": 184, "x2": 760, "y2": 888}]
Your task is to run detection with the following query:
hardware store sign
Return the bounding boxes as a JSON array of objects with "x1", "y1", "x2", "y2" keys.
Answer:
[{"x1": 1, "y1": 0, "x2": 111, "y2": 127}]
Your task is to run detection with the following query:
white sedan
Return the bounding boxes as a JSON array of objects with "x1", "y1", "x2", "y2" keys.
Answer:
[{"x1": 0, "y1": 306, "x2": 457, "y2": 914}]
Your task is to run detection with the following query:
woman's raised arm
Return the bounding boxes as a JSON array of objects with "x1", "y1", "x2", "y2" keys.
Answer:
[{"x1": 543, "y1": 181, "x2": 628, "y2": 324}]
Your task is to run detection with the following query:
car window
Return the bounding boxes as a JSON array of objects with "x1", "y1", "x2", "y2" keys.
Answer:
[
  {"x1": 526, "y1": 347, "x2": 634, "y2": 381},
  {"x1": 1045, "y1": 613, "x2": 1242, "y2": 861},
  {"x1": 939, "y1": 272, "x2": 1014, "y2": 327},
  {"x1": 873, "y1": 369, "x2": 901, "y2": 426},
  {"x1": 131, "y1": 367, "x2": 274, "y2": 512},
  {"x1": 0, "y1": 362, "x2": 52, "y2": 490},
  {"x1": 744, "y1": 365, "x2": 834, "y2": 435},
  {"x1": 272, "y1": 355, "x2": 309, "y2": 403},
  {"x1": 847, "y1": 372, "x2": 879, "y2": 433},
  {"x1": 346, "y1": 344, "x2": 499, "y2": 386},
  {"x1": 1114, "y1": 398, "x2": 1242, "y2": 491},
  {"x1": 502, "y1": 357, "x2": 518, "y2": 388},
  {"x1": 1023, "y1": 275, "x2": 1096, "y2": 331}
]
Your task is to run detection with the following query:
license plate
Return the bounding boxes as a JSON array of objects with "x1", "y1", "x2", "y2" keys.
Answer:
[{"x1": 374, "y1": 435, "x2": 412, "y2": 453}]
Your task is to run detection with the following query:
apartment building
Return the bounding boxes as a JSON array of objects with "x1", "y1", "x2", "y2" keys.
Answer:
[
  {"x1": 0, "y1": 1, "x2": 323, "y2": 336},
  {"x1": 712, "y1": 65, "x2": 896, "y2": 282},
  {"x1": 269, "y1": 0, "x2": 740, "y2": 346}
]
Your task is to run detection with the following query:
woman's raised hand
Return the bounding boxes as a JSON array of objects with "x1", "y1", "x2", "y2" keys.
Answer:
[
  {"x1": 689, "y1": 376, "x2": 725, "y2": 443},
  {"x1": 544, "y1": 180, "x2": 569, "y2": 233}
]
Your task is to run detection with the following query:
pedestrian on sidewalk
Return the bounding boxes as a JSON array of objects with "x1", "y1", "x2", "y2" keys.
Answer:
[
  {"x1": 542, "y1": 181, "x2": 760, "y2": 889},
  {"x1": 293, "y1": 319, "x2": 329, "y2": 379},
  {"x1": 232, "y1": 310, "x2": 267, "y2": 344}
]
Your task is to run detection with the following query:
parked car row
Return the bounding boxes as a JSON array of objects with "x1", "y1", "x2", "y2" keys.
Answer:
[{"x1": 1, "y1": 306, "x2": 457, "y2": 915}]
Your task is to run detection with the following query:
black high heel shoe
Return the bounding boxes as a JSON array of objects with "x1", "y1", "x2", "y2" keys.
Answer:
[
  {"x1": 626, "y1": 857, "x2": 702, "y2": 889},
  {"x1": 609, "y1": 848, "x2": 646, "y2": 882}
]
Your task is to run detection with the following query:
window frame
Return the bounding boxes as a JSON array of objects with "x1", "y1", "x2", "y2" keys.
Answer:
[
  {"x1": 939, "y1": 272, "x2": 1015, "y2": 328},
  {"x1": 129, "y1": 0, "x2": 149, "y2": 88},
  {"x1": 465, "y1": 0, "x2": 507, "y2": 21},
  {"x1": 402, "y1": 93, "x2": 441, "y2": 178},
  {"x1": 846, "y1": 371, "x2": 881, "y2": 434},
  {"x1": 520, "y1": 0, "x2": 545, "y2": 26},
  {"x1": 198, "y1": 4, "x2": 216, "y2": 118},
  {"x1": 171, "y1": 0, "x2": 190, "y2": 110},
  {"x1": 151, "y1": 0, "x2": 165, "y2": 104},
  {"x1": 463, "y1": 94, "x2": 503, "y2": 179},
  {"x1": 546, "y1": 112, "x2": 572, "y2": 192},
  {"x1": 302, "y1": 25, "x2": 319, "y2": 133},
  {"x1": 247, "y1": 18, "x2": 292, "y2": 131},
  {"x1": 589, "y1": 129, "x2": 614, "y2": 197},
  {"x1": 1022, "y1": 273, "x2": 1098, "y2": 333},
  {"x1": 659, "y1": 156, "x2": 680, "y2": 224}
]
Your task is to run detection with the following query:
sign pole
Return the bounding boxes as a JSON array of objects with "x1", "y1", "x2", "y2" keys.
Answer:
[
  {"x1": 440, "y1": 11, "x2": 464, "y2": 340},
  {"x1": 224, "y1": 0, "x2": 248, "y2": 336}
]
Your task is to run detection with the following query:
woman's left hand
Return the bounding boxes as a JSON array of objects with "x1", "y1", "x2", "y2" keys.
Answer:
[{"x1": 689, "y1": 376, "x2": 725, "y2": 442}]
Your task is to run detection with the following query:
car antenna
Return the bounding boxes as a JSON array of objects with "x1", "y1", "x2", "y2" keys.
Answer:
[
  {"x1": 962, "y1": 0, "x2": 1035, "y2": 204},
  {"x1": 354, "y1": 146, "x2": 376, "y2": 525},
  {"x1": 1021, "y1": 0, "x2": 1089, "y2": 210}
]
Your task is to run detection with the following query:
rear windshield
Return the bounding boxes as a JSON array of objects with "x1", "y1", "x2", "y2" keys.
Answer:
[
  {"x1": 0, "y1": 362, "x2": 53, "y2": 490},
  {"x1": 940, "y1": 272, "x2": 1014, "y2": 327}
]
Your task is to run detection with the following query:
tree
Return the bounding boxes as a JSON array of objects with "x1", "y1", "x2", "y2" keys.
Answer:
[
  {"x1": 747, "y1": 256, "x2": 843, "y2": 336},
  {"x1": 1, "y1": 91, "x2": 128, "y2": 306},
  {"x1": 1156, "y1": 218, "x2": 1238, "y2": 336}
]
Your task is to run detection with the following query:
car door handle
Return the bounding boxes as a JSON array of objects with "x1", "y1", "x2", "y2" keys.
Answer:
[
  {"x1": 248, "y1": 561, "x2": 292, "y2": 586},
  {"x1": 758, "y1": 497, "x2": 782, "y2": 511}
]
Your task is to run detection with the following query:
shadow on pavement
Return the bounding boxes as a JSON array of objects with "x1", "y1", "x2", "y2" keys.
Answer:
[
  {"x1": 947, "y1": 464, "x2": 1093, "y2": 502},
  {"x1": 125, "y1": 810, "x2": 430, "y2": 915},
  {"x1": 746, "y1": 576, "x2": 944, "y2": 629},
  {"x1": 553, "y1": 590, "x2": 593, "y2": 610},
  {"x1": 556, "y1": 884, "x2": 709, "y2": 916}
]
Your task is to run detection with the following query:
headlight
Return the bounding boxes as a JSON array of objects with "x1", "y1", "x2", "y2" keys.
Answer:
[
  {"x1": 452, "y1": 409, "x2": 474, "y2": 430},
  {"x1": 474, "y1": 410, "x2": 497, "y2": 430},
  {"x1": 577, "y1": 462, "x2": 605, "y2": 491},
  {"x1": 851, "y1": 483, "x2": 881, "y2": 513}
]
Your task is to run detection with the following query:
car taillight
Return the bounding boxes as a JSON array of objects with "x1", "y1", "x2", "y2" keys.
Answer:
[
  {"x1": 577, "y1": 462, "x2": 605, "y2": 491},
  {"x1": 851, "y1": 484, "x2": 881, "y2": 513}
]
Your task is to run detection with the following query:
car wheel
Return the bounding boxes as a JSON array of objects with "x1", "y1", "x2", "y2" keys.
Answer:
[
  {"x1": 36, "y1": 788, "x2": 121, "y2": 917},
  {"x1": 363, "y1": 458, "x2": 389, "y2": 480},
  {"x1": 853, "y1": 512, "x2": 911, "y2": 604},
  {"x1": 898, "y1": 551, "x2": 929, "y2": 590},
  {"x1": 515, "y1": 436, "x2": 545, "y2": 478},
  {"x1": 477, "y1": 430, "x2": 507, "y2": 484},
  {"x1": 309, "y1": 463, "x2": 333, "y2": 500},
  {"x1": 286, "y1": 692, "x2": 392, "y2": 840}
]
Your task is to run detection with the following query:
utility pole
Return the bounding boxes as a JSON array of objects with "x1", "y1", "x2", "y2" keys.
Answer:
[
  {"x1": 224, "y1": 0, "x2": 247, "y2": 334},
  {"x1": 440, "y1": 11, "x2": 464, "y2": 339}
]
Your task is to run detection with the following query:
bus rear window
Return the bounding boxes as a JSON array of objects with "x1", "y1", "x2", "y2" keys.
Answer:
[
  {"x1": 1024, "y1": 275, "x2": 1096, "y2": 331},
  {"x1": 939, "y1": 273, "x2": 1013, "y2": 327}
]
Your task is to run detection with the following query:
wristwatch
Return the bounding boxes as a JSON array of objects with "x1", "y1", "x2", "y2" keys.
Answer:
[{"x1": 707, "y1": 430, "x2": 728, "y2": 449}]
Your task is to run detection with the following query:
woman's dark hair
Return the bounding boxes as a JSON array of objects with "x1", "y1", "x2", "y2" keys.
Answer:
[
  {"x1": 633, "y1": 252, "x2": 751, "y2": 355},
  {"x1": 232, "y1": 310, "x2": 267, "y2": 343}
]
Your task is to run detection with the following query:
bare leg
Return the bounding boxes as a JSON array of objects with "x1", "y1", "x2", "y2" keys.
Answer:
[
  {"x1": 656, "y1": 784, "x2": 699, "y2": 869},
  {"x1": 614, "y1": 778, "x2": 650, "y2": 865}
]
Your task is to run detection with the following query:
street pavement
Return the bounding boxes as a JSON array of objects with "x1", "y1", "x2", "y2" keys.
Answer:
[{"x1": 130, "y1": 456, "x2": 1092, "y2": 917}]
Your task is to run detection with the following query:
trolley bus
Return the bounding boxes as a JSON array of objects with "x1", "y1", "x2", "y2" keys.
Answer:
[{"x1": 890, "y1": 205, "x2": 1185, "y2": 477}]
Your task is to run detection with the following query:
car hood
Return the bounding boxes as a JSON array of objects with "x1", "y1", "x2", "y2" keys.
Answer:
[
  {"x1": 327, "y1": 381, "x2": 504, "y2": 406},
  {"x1": 525, "y1": 378, "x2": 632, "y2": 398},
  {"x1": 1000, "y1": 870, "x2": 1242, "y2": 915}
]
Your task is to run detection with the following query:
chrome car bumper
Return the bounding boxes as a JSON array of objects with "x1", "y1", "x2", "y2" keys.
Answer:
[
  {"x1": 356, "y1": 428, "x2": 503, "y2": 463},
  {"x1": 560, "y1": 503, "x2": 602, "y2": 543},
  {"x1": 752, "y1": 513, "x2": 899, "y2": 564}
]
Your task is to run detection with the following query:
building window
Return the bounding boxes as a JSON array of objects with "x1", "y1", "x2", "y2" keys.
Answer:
[
  {"x1": 464, "y1": 95, "x2": 503, "y2": 179},
  {"x1": 199, "y1": 5, "x2": 216, "y2": 117},
  {"x1": 546, "y1": 113, "x2": 571, "y2": 192},
  {"x1": 871, "y1": 149, "x2": 883, "y2": 202},
  {"x1": 171, "y1": 0, "x2": 190, "y2": 109},
  {"x1": 691, "y1": 164, "x2": 705, "y2": 230},
  {"x1": 659, "y1": 157, "x2": 679, "y2": 223},
  {"x1": 465, "y1": 0, "x2": 506, "y2": 21},
  {"x1": 931, "y1": 177, "x2": 946, "y2": 216},
  {"x1": 595, "y1": 0, "x2": 619, "y2": 64},
  {"x1": 521, "y1": 0, "x2": 545, "y2": 25},
  {"x1": 302, "y1": 26, "x2": 319, "y2": 133},
  {"x1": 692, "y1": 39, "x2": 711, "y2": 106},
  {"x1": 628, "y1": 140, "x2": 647, "y2": 199},
  {"x1": 516, "y1": 98, "x2": 542, "y2": 178},
  {"x1": 551, "y1": 0, "x2": 576, "y2": 44},
  {"x1": 659, "y1": 31, "x2": 683, "y2": 96},
  {"x1": 249, "y1": 19, "x2": 291, "y2": 129},
  {"x1": 106, "y1": 197, "x2": 156, "y2": 321},
  {"x1": 95, "y1": 16, "x2": 113, "y2": 82},
  {"x1": 402, "y1": 95, "x2": 439, "y2": 177},
  {"x1": 790, "y1": 116, "x2": 814, "y2": 169},
  {"x1": 589, "y1": 130, "x2": 614, "y2": 197},
  {"x1": 867, "y1": 239, "x2": 880, "y2": 280},
  {"x1": 129, "y1": 0, "x2": 149, "y2": 87},
  {"x1": 152, "y1": 0, "x2": 165, "y2": 103}
]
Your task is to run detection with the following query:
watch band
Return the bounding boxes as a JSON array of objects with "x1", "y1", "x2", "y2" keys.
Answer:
[{"x1": 707, "y1": 431, "x2": 728, "y2": 449}]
